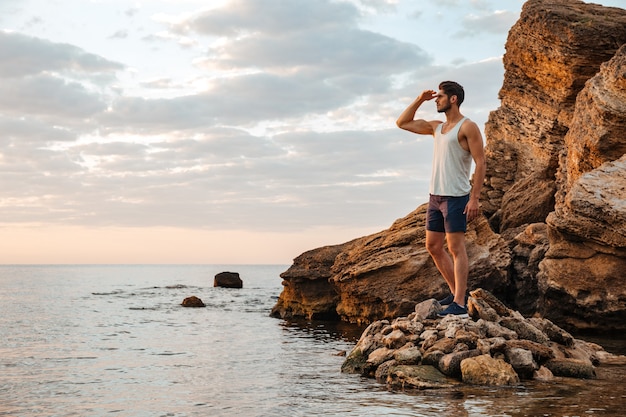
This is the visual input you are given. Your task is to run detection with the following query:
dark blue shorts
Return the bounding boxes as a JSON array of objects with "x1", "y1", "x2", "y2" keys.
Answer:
[{"x1": 426, "y1": 194, "x2": 469, "y2": 233}]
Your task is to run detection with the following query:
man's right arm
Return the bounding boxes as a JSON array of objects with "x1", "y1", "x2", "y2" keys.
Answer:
[{"x1": 396, "y1": 90, "x2": 437, "y2": 135}]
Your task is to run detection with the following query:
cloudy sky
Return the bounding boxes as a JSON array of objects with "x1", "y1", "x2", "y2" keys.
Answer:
[{"x1": 0, "y1": 0, "x2": 622, "y2": 264}]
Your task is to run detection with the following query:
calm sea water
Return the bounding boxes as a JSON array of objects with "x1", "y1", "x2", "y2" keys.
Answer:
[{"x1": 0, "y1": 265, "x2": 624, "y2": 417}]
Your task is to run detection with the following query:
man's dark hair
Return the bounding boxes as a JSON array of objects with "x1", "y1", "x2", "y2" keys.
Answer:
[{"x1": 439, "y1": 81, "x2": 465, "y2": 107}]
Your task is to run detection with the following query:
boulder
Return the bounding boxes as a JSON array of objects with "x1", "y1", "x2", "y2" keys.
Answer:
[
  {"x1": 439, "y1": 349, "x2": 481, "y2": 378},
  {"x1": 461, "y1": 355, "x2": 520, "y2": 386},
  {"x1": 181, "y1": 296, "x2": 205, "y2": 308},
  {"x1": 544, "y1": 358, "x2": 596, "y2": 379},
  {"x1": 387, "y1": 365, "x2": 457, "y2": 390},
  {"x1": 214, "y1": 271, "x2": 243, "y2": 289},
  {"x1": 505, "y1": 348, "x2": 537, "y2": 379},
  {"x1": 394, "y1": 345, "x2": 422, "y2": 365},
  {"x1": 413, "y1": 299, "x2": 441, "y2": 321}
]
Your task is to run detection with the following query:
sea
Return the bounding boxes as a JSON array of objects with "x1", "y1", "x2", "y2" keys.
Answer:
[{"x1": 1, "y1": 264, "x2": 624, "y2": 417}]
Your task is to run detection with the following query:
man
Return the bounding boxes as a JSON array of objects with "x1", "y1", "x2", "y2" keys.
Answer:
[{"x1": 396, "y1": 81, "x2": 486, "y2": 317}]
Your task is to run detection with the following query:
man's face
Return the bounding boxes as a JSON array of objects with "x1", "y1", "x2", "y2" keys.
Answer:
[{"x1": 435, "y1": 90, "x2": 452, "y2": 113}]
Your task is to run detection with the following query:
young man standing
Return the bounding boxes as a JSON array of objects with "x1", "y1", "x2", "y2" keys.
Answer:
[{"x1": 396, "y1": 81, "x2": 486, "y2": 317}]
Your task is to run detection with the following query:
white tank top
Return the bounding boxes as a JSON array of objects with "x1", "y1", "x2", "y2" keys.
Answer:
[{"x1": 429, "y1": 117, "x2": 472, "y2": 196}]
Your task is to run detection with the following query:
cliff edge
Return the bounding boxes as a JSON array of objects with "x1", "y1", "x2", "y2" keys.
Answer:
[{"x1": 271, "y1": 0, "x2": 626, "y2": 332}]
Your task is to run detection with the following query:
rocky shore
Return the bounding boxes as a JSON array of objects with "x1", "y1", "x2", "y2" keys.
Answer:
[{"x1": 341, "y1": 289, "x2": 626, "y2": 390}]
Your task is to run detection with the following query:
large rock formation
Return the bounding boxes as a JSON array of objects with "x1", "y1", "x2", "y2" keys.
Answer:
[
  {"x1": 271, "y1": 0, "x2": 626, "y2": 332},
  {"x1": 272, "y1": 208, "x2": 511, "y2": 324},
  {"x1": 481, "y1": 0, "x2": 626, "y2": 231}
]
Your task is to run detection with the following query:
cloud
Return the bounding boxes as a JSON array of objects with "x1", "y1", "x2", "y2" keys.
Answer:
[
  {"x1": 0, "y1": 0, "x2": 518, "y2": 251},
  {"x1": 0, "y1": 74, "x2": 108, "y2": 119},
  {"x1": 101, "y1": 0, "x2": 432, "y2": 135},
  {"x1": 180, "y1": 0, "x2": 359, "y2": 37},
  {"x1": 109, "y1": 29, "x2": 129, "y2": 39},
  {"x1": 455, "y1": 10, "x2": 520, "y2": 37},
  {"x1": 0, "y1": 31, "x2": 123, "y2": 78}
]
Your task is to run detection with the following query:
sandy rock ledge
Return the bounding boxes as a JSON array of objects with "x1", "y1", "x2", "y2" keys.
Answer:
[{"x1": 341, "y1": 289, "x2": 625, "y2": 390}]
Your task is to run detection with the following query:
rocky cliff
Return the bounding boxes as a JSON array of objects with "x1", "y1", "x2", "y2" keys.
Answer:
[{"x1": 271, "y1": 0, "x2": 626, "y2": 332}]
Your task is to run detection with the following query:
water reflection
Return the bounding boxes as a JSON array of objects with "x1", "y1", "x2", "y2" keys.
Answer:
[{"x1": 279, "y1": 318, "x2": 366, "y2": 344}]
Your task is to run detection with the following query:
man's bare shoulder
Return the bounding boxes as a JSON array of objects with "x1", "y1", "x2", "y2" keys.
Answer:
[{"x1": 460, "y1": 118, "x2": 481, "y2": 135}]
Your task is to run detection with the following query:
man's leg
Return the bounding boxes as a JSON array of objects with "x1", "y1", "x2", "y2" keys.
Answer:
[
  {"x1": 425, "y1": 230, "x2": 455, "y2": 295},
  {"x1": 445, "y1": 231, "x2": 468, "y2": 307}
]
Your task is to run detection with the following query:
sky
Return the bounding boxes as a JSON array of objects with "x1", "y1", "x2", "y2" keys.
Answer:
[{"x1": 0, "y1": 0, "x2": 623, "y2": 265}]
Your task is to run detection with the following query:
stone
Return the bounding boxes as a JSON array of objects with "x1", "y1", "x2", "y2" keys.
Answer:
[
  {"x1": 365, "y1": 347, "x2": 395, "y2": 376},
  {"x1": 438, "y1": 349, "x2": 481, "y2": 378},
  {"x1": 424, "y1": 337, "x2": 456, "y2": 356},
  {"x1": 467, "y1": 297, "x2": 500, "y2": 322},
  {"x1": 503, "y1": 339, "x2": 555, "y2": 363},
  {"x1": 393, "y1": 317, "x2": 424, "y2": 335},
  {"x1": 341, "y1": 287, "x2": 609, "y2": 392},
  {"x1": 181, "y1": 296, "x2": 205, "y2": 308},
  {"x1": 454, "y1": 329, "x2": 478, "y2": 350},
  {"x1": 382, "y1": 329, "x2": 407, "y2": 350},
  {"x1": 214, "y1": 271, "x2": 243, "y2": 289},
  {"x1": 563, "y1": 339, "x2": 602, "y2": 366},
  {"x1": 394, "y1": 345, "x2": 422, "y2": 365},
  {"x1": 505, "y1": 348, "x2": 537, "y2": 380},
  {"x1": 528, "y1": 317, "x2": 575, "y2": 347},
  {"x1": 374, "y1": 360, "x2": 397, "y2": 382},
  {"x1": 499, "y1": 317, "x2": 550, "y2": 344},
  {"x1": 544, "y1": 358, "x2": 596, "y2": 379},
  {"x1": 533, "y1": 366, "x2": 554, "y2": 381},
  {"x1": 340, "y1": 348, "x2": 368, "y2": 375},
  {"x1": 414, "y1": 299, "x2": 441, "y2": 321},
  {"x1": 421, "y1": 350, "x2": 445, "y2": 368},
  {"x1": 469, "y1": 289, "x2": 512, "y2": 317},
  {"x1": 387, "y1": 365, "x2": 457, "y2": 390},
  {"x1": 477, "y1": 319, "x2": 518, "y2": 340},
  {"x1": 461, "y1": 355, "x2": 520, "y2": 386}
]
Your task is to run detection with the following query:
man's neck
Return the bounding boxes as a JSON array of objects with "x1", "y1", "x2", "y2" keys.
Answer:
[{"x1": 444, "y1": 108, "x2": 463, "y2": 124}]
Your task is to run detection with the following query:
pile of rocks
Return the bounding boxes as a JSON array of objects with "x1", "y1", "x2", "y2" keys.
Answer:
[{"x1": 341, "y1": 289, "x2": 623, "y2": 389}]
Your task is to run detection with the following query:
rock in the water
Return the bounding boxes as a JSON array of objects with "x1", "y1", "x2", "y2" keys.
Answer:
[
  {"x1": 387, "y1": 365, "x2": 457, "y2": 390},
  {"x1": 341, "y1": 289, "x2": 610, "y2": 391},
  {"x1": 505, "y1": 347, "x2": 537, "y2": 380},
  {"x1": 214, "y1": 271, "x2": 243, "y2": 288},
  {"x1": 439, "y1": 349, "x2": 481, "y2": 378},
  {"x1": 544, "y1": 358, "x2": 597, "y2": 379},
  {"x1": 181, "y1": 296, "x2": 205, "y2": 308}
]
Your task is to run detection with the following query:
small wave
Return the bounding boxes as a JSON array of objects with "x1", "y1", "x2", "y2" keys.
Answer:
[
  {"x1": 92, "y1": 291, "x2": 124, "y2": 296},
  {"x1": 165, "y1": 284, "x2": 189, "y2": 289}
]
